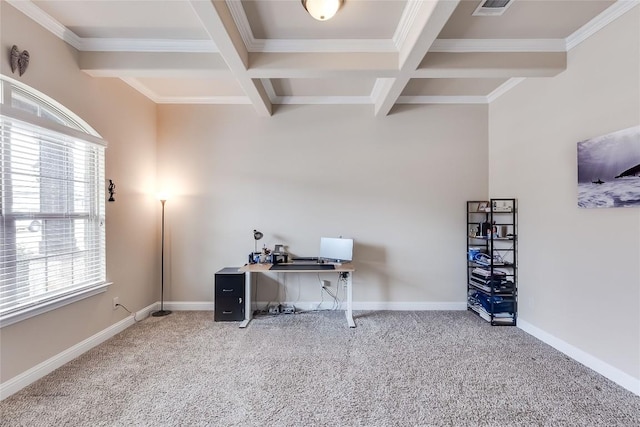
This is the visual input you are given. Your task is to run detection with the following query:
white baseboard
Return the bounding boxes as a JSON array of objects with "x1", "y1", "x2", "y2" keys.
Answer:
[
  {"x1": 162, "y1": 301, "x2": 214, "y2": 311},
  {"x1": 0, "y1": 303, "x2": 156, "y2": 401},
  {"x1": 518, "y1": 319, "x2": 640, "y2": 396}
]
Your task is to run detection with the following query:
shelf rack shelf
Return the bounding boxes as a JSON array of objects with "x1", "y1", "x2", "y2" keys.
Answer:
[{"x1": 466, "y1": 198, "x2": 517, "y2": 326}]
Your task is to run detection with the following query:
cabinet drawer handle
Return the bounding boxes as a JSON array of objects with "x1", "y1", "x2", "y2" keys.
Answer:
[
  {"x1": 222, "y1": 288, "x2": 234, "y2": 292},
  {"x1": 223, "y1": 310, "x2": 233, "y2": 314}
]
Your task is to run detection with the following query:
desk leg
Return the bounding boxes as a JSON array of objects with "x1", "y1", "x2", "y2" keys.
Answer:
[
  {"x1": 345, "y1": 272, "x2": 355, "y2": 328},
  {"x1": 239, "y1": 270, "x2": 252, "y2": 328}
]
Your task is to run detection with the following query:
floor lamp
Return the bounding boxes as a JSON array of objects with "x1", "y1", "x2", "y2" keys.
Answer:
[{"x1": 152, "y1": 197, "x2": 171, "y2": 317}]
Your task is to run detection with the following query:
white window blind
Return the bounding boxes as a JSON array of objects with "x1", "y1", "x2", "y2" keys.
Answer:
[{"x1": 0, "y1": 115, "x2": 106, "y2": 323}]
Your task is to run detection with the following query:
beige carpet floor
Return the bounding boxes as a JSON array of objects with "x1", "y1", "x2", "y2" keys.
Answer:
[{"x1": 1, "y1": 310, "x2": 639, "y2": 426}]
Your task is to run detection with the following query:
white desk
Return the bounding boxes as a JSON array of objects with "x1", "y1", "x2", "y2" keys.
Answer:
[{"x1": 237, "y1": 263, "x2": 356, "y2": 328}]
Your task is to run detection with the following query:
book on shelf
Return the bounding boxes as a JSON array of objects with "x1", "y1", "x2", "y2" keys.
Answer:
[{"x1": 468, "y1": 304, "x2": 514, "y2": 323}]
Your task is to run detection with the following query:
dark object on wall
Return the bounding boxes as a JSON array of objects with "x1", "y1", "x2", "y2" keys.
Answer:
[
  {"x1": 10, "y1": 45, "x2": 29, "y2": 76},
  {"x1": 214, "y1": 268, "x2": 245, "y2": 321},
  {"x1": 10, "y1": 46, "x2": 18, "y2": 73},
  {"x1": 108, "y1": 179, "x2": 116, "y2": 202}
]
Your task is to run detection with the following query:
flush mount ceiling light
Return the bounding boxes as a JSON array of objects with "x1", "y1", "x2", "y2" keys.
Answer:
[{"x1": 301, "y1": 0, "x2": 343, "y2": 21}]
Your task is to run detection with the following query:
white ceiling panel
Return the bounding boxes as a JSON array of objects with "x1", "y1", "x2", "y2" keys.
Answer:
[
  {"x1": 439, "y1": 0, "x2": 616, "y2": 39},
  {"x1": 242, "y1": 0, "x2": 406, "y2": 39},
  {"x1": 32, "y1": 0, "x2": 208, "y2": 39}
]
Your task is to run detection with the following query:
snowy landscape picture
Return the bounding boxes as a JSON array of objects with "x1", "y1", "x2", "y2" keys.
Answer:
[{"x1": 577, "y1": 125, "x2": 640, "y2": 208}]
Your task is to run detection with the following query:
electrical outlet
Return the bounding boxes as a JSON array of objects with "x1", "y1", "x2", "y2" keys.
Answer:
[
  {"x1": 112, "y1": 297, "x2": 119, "y2": 310},
  {"x1": 321, "y1": 280, "x2": 330, "y2": 288}
]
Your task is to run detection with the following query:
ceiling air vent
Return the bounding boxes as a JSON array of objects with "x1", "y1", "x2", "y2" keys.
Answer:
[{"x1": 472, "y1": 0, "x2": 514, "y2": 16}]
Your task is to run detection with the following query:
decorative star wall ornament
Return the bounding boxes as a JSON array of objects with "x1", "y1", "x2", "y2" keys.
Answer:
[{"x1": 10, "y1": 45, "x2": 29, "y2": 76}]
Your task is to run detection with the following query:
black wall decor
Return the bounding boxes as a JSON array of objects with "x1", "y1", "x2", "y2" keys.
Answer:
[{"x1": 108, "y1": 179, "x2": 116, "y2": 202}]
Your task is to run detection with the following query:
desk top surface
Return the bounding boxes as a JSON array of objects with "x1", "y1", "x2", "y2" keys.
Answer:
[{"x1": 239, "y1": 263, "x2": 355, "y2": 273}]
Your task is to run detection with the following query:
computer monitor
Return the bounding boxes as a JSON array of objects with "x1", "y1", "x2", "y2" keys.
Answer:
[{"x1": 319, "y1": 237, "x2": 353, "y2": 263}]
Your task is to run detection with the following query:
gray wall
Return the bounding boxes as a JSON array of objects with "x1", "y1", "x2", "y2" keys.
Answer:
[
  {"x1": 489, "y1": 8, "x2": 640, "y2": 381},
  {"x1": 156, "y1": 103, "x2": 488, "y2": 306}
]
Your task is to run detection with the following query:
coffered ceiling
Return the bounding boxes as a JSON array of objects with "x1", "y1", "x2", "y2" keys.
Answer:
[{"x1": 7, "y1": 0, "x2": 635, "y2": 116}]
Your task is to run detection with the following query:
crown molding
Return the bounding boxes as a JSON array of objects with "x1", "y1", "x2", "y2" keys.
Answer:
[
  {"x1": 6, "y1": 0, "x2": 83, "y2": 50},
  {"x1": 122, "y1": 77, "x2": 250, "y2": 104},
  {"x1": 430, "y1": 39, "x2": 566, "y2": 53},
  {"x1": 566, "y1": 0, "x2": 639, "y2": 51},
  {"x1": 486, "y1": 78, "x2": 526, "y2": 103},
  {"x1": 478, "y1": 0, "x2": 640, "y2": 103},
  {"x1": 120, "y1": 77, "x2": 161, "y2": 102}
]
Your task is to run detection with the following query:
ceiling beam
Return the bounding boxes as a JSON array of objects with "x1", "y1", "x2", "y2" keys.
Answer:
[
  {"x1": 79, "y1": 52, "x2": 232, "y2": 78},
  {"x1": 78, "y1": 50, "x2": 566, "y2": 82},
  {"x1": 246, "y1": 53, "x2": 399, "y2": 79},
  {"x1": 373, "y1": 0, "x2": 461, "y2": 116},
  {"x1": 189, "y1": 0, "x2": 272, "y2": 116},
  {"x1": 79, "y1": 49, "x2": 566, "y2": 79},
  {"x1": 414, "y1": 52, "x2": 567, "y2": 78}
]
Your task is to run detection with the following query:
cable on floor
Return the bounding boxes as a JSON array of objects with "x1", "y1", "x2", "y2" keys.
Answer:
[{"x1": 115, "y1": 303, "x2": 139, "y2": 322}]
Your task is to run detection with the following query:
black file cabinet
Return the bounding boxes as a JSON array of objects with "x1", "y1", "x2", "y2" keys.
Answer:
[{"x1": 214, "y1": 267, "x2": 245, "y2": 321}]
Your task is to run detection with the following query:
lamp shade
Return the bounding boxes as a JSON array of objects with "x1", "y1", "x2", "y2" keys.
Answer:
[{"x1": 302, "y1": 0, "x2": 342, "y2": 21}]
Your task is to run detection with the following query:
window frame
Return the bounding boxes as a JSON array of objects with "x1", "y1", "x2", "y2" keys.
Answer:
[{"x1": 0, "y1": 76, "x2": 110, "y2": 327}]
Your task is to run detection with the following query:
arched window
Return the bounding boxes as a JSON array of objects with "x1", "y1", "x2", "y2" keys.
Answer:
[{"x1": 1, "y1": 75, "x2": 107, "y2": 326}]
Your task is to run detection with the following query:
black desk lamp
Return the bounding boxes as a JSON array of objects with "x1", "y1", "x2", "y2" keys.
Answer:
[
  {"x1": 253, "y1": 229, "x2": 263, "y2": 253},
  {"x1": 153, "y1": 195, "x2": 171, "y2": 317}
]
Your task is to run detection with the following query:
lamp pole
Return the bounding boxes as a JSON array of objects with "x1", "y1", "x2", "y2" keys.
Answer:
[{"x1": 153, "y1": 198, "x2": 171, "y2": 317}]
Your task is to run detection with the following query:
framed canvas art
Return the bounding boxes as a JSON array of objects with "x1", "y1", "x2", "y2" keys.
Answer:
[{"x1": 577, "y1": 125, "x2": 640, "y2": 208}]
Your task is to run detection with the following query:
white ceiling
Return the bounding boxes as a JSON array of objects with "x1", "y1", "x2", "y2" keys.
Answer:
[{"x1": 8, "y1": 0, "x2": 635, "y2": 116}]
